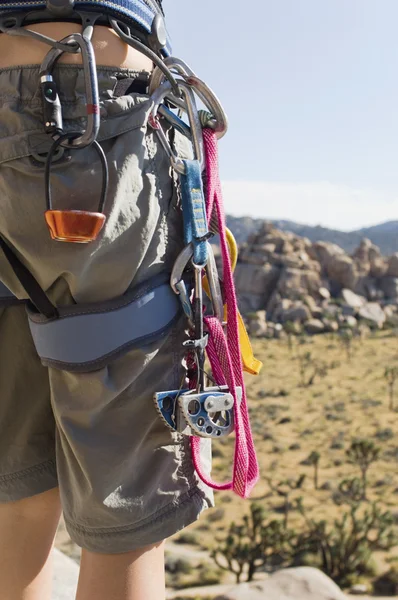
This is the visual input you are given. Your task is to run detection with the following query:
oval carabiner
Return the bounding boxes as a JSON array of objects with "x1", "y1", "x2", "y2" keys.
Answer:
[
  {"x1": 148, "y1": 56, "x2": 196, "y2": 96},
  {"x1": 44, "y1": 132, "x2": 109, "y2": 243},
  {"x1": 186, "y1": 76, "x2": 229, "y2": 139}
]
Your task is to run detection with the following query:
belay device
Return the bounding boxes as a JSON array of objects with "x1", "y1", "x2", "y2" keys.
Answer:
[{"x1": 0, "y1": 0, "x2": 261, "y2": 498}]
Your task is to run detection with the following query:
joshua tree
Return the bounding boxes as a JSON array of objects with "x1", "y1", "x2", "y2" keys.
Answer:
[
  {"x1": 296, "y1": 498, "x2": 398, "y2": 586},
  {"x1": 346, "y1": 439, "x2": 380, "y2": 500},
  {"x1": 267, "y1": 475, "x2": 306, "y2": 529},
  {"x1": 339, "y1": 328, "x2": 354, "y2": 362},
  {"x1": 212, "y1": 503, "x2": 294, "y2": 583},
  {"x1": 297, "y1": 351, "x2": 328, "y2": 387},
  {"x1": 307, "y1": 451, "x2": 321, "y2": 490},
  {"x1": 384, "y1": 366, "x2": 398, "y2": 411},
  {"x1": 333, "y1": 477, "x2": 364, "y2": 507}
]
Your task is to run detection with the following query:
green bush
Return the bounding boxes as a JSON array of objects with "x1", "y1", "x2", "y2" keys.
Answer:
[
  {"x1": 174, "y1": 532, "x2": 199, "y2": 546},
  {"x1": 211, "y1": 503, "x2": 295, "y2": 583},
  {"x1": 296, "y1": 499, "x2": 398, "y2": 587}
]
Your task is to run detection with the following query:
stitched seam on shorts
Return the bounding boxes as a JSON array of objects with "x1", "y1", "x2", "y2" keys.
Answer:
[
  {"x1": 0, "y1": 459, "x2": 56, "y2": 483},
  {"x1": 64, "y1": 485, "x2": 205, "y2": 537}
]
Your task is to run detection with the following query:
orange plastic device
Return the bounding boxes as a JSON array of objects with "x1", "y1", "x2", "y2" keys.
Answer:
[
  {"x1": 45, "y1": 134, "x2": 108, "y2": 244},
  {"x1": 45, "y1": 210, "x2": 106, "y2": 243}
]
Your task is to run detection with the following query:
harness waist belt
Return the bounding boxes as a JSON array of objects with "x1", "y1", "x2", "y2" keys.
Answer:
[
  {"x1": 27, "y1": 275, "x2": 180, "y2": 371},
  {"x1": 0, "y1": 0, "x2": 171, "y2": 55}
]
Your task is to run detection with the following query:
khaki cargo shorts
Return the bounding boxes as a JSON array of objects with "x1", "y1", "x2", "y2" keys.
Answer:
[{"x1": 0, "y1": 65, "x2": 213, "y2": 553}]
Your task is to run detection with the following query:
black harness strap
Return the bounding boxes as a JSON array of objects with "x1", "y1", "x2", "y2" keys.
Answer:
[{"x1": 0, "y1": 237, "x2": 58, "y2": 319}]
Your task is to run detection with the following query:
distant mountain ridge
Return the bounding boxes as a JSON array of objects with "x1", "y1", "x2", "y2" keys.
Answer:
[{"x1": 226, "y1": 217, "x2": 398, "y2": 255}]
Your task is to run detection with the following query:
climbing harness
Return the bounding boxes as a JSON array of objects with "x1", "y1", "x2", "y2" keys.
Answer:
[{"x1": 0, "y1": 0, "x2": 261, "y2": 498}]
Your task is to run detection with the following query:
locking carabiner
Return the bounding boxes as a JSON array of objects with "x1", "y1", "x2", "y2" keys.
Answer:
[{"x1": 40, "y1": 32, "x2": 100, "y2": 149}]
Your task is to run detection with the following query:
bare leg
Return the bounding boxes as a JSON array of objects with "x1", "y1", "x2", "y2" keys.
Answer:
[
  {"x1": 0, "y1": 487, "x2": 61, "y2": 600},
  {"x1": 76, "y1": 541, "x2": 166, "y2": 600}
]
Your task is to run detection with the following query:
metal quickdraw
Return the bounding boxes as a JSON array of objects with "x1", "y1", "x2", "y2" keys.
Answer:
[
  {"x1": 149, "y1": 61, "x2": 260, "y2": 498},
  {"x1": 151, "y1": 70, "x2": 239, "y2": 442}
]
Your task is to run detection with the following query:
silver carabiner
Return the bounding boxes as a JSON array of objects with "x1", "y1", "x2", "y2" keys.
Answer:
[
  {"x1": 177, "y1": 80, "x2": 204, "y2": 168},
  {"x1": 149, "y1": 79, "x2": 204, "y2": 172},
  {"x1": 171, "y1": 242, "x2": 223, "y2": 324},
  {"x1": 205, "y1": 244, "x2": 224, "y2": 324},
  {"x1": 39, "y1": 32, "x2": 100, "y2": 149},
  {"x1": 185, "y1": 75, "x2": 229, "y2": 139},
  {"x1": 148, "y1": 56, "x2": 196, "y2": 96}
]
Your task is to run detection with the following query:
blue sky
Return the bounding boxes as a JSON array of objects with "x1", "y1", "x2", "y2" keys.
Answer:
[{"x1": 166, "y1": 0, "x2": 398, "y2": 230}]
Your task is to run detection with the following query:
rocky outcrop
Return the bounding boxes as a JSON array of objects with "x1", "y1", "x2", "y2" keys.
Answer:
[
  {"x1": 214, "y1": 567, "x2": 347, "y2": 600},
  {"x1": 235, "y1": 223, "x2": 398, "y2": 337}
]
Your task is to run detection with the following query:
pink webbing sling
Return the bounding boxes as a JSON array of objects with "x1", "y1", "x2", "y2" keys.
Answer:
[{"x1": 190, "y1": 129, "x2": 259, "y2": 499}]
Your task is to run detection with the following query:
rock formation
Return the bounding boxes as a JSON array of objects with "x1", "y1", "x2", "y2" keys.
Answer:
[
  {"x1": 214, "y1": 567, "x2": 347, "y2": 600},
  {"x1": 234, "y1": 222, "x2": 398, "y2": 337}
]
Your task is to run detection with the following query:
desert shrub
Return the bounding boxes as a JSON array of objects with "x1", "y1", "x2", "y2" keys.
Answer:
[
  {"x1": 267, "y1": 475, "x2": 306, "y2": 528},
  {"x1": 194, "y1": 563, "x2": 222, "y2": 586},
  {"x1": 174, "y1": 532, "x2": 199, "y2": 546},
  {"x1": 211, "y1": 503, "x2": 295, "y2": 583},
  {"x1": 332, "y1": 478, "x2": 363, "y2": 506},
  {"x1": 220, "y1": 494, "x2": 233, "y2": 504},
  {"x1": 301, "y1": 451, "x2": 320, "y2": 489},
  {"x1": 297, "y1": 351, "x2": 328, "y2": 387},
  {"x1": 296, "y1": 499, "x2": 398, "y2": 587},
  {"x1": 346, "y1": 439, "x2": 380, "y2": 500},
  {"x1": 207, "y1": 508, "x2": 225, "y2": 522},
  {"x1": 375, "y1": 428, "x2": 394, "y2": 441},
  {"x1": 384, "y1": 366, "x2": 398, "y2": 411},
  {"x1": 165, "y1": 556, "x2": 193, "y2": 576}
]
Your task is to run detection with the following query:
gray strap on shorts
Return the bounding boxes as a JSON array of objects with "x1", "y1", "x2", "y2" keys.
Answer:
[{"x1": 27, "y1": 275, "x2": 181, "y2": 372}]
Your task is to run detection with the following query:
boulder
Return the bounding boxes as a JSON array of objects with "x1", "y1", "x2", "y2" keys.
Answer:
[
  {"x1": 311, "y1": 307, "x2": 324, "y2": 319},
  {"x1": 341, "y1": 289, "x2": 366, "y2": 309},
  {"x1": 354, "y1": 276, "x2": 379, "y2": 300},
  {"x1": 274, "y1": 323, "x2": 286, "y2": 340},
  {"x1": 327, "y1": 255, "x2": 358, "y2": 290},
  {"x1": 265, "y1": 323, "x2": 276, "y2": 339},
  {"x1": 319, "y1": 287, "x2": 331, "y2": 300},
  {"x1": 235, "y1": 263, "x2": 280, "y2": 313},
  {"x1": 349, "y1": 583, "x2": 369, "y2": 595},
  {"x1": 379, "y1": 277, "x2": 398, "y2": 301},
  {"x1": 214, "y1": 567, "x2": 346, "y2": 600},
  {"x1": 323, "y1": 319, "x2": 339, "y2": 333},
  {"x1": 280, "y1": 304, "x2": 312, "y2": 324},
  {"x1": 352, "y1": 237, "x2": 373, "y2": 263},
  {"x1": 358, "y1": 302, "x2": 386, "y2": 328},
  {"x1": 307, "y1": 241, "x2": 346, "y2": 269},
  {"x1": 341, "y1": 316, "x2": 358, "y2": 329},
  {"x1": 341, "y1": 305, "x2": 356, "y2": 317},
  {"x1": 305, "y1": 319, "x2": 325, "y2": 334},
  {"x1": 370, "y1": 257, "x2": 388, "y2": 278},
  {"x1": 388, "y1": 253, "x2": 398, "y2": 277},
  {"x1": 247, "y1": 311, "x2": 267, "y2": 338},
  {"x1": 303, "y1": 295, "x2": 318, "y2": 313}
]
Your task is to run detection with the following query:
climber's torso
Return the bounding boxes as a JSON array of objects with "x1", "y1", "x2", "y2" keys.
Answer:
[{"x1": 0, "y1": 22, "x2": 153, "y2": 69}]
